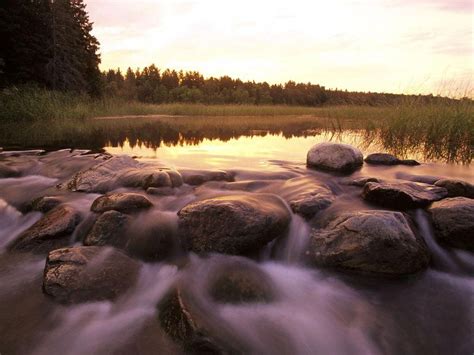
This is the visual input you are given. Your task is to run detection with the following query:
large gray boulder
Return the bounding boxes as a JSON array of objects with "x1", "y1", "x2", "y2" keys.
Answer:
[
  {"x1": 43, "y1": 246, "x2": 140, "y2": 303},
  {"x1": 91, "y1": 192, "x2": 153, "y2": 213},
  {"x1": 434, "y1": 179, "x2": 474, "y2": 199},
  {"x1": 429, "y1": 197, "x2": 474, "y2": 251},
  {"x1": 83, "y1": 210, "x2": 130, "y2": 248},
  {"x1": 306, "y1": 210, "x2": 430, "y2": 275},
  {"x1": 177, "y1": 194, "x2": 290, "y2": 255},
  {"x1": 307, "y1": 143, "x2": 363, "y2": 173},
  {"x1": 362, "y1": 182, "x2": 447, "y2": 209},
  {"x1": 8, "y1": 205, "x2": 81, "y2": 253}
]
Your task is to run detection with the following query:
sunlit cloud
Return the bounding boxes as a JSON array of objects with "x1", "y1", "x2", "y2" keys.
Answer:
[{"x1": 87, "y1": 0, "x2": 473, "y2": 95}]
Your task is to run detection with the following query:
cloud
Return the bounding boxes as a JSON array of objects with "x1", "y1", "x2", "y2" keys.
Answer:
[{"x1": 388, "y1": 0, "x2": 472, "y2": 12}]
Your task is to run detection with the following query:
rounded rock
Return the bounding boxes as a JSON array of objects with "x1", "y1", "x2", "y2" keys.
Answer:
[{"x1": 307, "y1": 142, "x2": 363, "y2": 173}]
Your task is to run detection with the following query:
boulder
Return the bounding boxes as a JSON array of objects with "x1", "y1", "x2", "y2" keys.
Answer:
[
  {"x1": 307, "y1": 142, "x2": 363, "y2": 173},
  {"x1": 0, "y1": 164, "x2": 20, "y2": 178},
  {"x1": 395, "y1": 172, "x2": 443, "y2": 185},
  {"x1": 434, "y1": 179, "x2": 474, "y2": 198},
  {"x1": 364, "y1": 153, "x2": 420, "y2": 166},
  {"x1": 306, "y1": 210, "x2": 430, "y2": 275},
  {"x1": 8, "y1": 205, "x2": 81, "y2": 253},
  {"x1": 429, "y1": 197, "x2": 474, "y2": 251},
  {"x1": 146, "y1": 187, "x2": 176, "y2": 196},
  {"x1": 83, "y1": 210, "x2": 130, "y2": 248},
  {"x1": 288, "y1": 188, "x2": 334, "y2": 219},
  {"x1": 345, "y1": 176, "x2": 381, "y2": 187},
  {"x1": 177, "y1": 194, "x2": 290, "y2": 255},
  {"x1": 180, "y1": 169, "x2": 234, "y2": 186},
  {"x1": 43, "y1": 246, "x2": 140, "y2": 303},
  {"x1": 362, "y1": 182, "x2": 447, "y2": 209},
  {"x1": 31, "y1": 196, "x2": 62, "y2": 213},
  {"x1": 117, "y1": 168, "x2": 183, "y2": 189},
  {"x1": 91, "y1": 192, "x2": 153, "y2": 213}
]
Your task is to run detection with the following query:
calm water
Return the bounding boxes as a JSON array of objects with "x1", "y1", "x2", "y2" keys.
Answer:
[{"x1": 0, "y1": 119, "x2": 473, "y2": 354}]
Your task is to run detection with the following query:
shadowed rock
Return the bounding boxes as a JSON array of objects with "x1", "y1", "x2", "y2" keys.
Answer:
[
  {"x1": 306, "y1": 210, "x2": 430, "y2": 275},
  {"x1": 362, "y1": 182, "x2": 447, "y2": 209},
  {"x1": 344, "y1": 176, "x2": 381, "y2": 187},
  {"x1": 91, "y1": 192, "x2": 153, "y2": 213},
  {"x1": 364, "y1": 153, "x2": 420, "y2": 166},
  {"x1": 84, "y1": 210, "x2": 130, "y2": 248},
  {"x1": 146, "y1": 186, "x2": 176, "y2": 196},
  {"x1": 8, "y1": 205, "x2": 81, "y2": 253},
  {"x1": 429, "y1": 197, "x2": 474, "y2": 251},
  {"x1": 43, "y1": 246, "x2": 140, "y2": 303},
  {"x1": 0, "y1": 164, "x2": 21, "y2": 178},
  {"x1": 180, "y1": 169, "x2": 234, "y2": 186},
  {"x1": 178, "y1": 194, "x2": 290, "y2": 255},
  {"x1": 307, "y1": 142, "x2": 363, "y2": 173},
  {"x1": 288, "y1": 188, "x2": 334, "y2": 219},
  {"x1": 434, "y1": 179, "x2": 474, "y2": 199},
  {"x1": 31, "y1": 196, "x2": 62, "y2": 213}
]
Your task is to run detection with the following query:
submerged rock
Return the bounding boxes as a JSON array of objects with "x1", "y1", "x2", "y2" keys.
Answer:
[
  {"x1": 364, "y1": 153, "x2": 420, "y2": 166},
  {"x1": 395, "y1": 172, "x2": 443, "y2": 185},
  {"x1": 344, "y1": 176, "x2": 381, "y2": 187},
  {"x1": 180, "y1": 169, "x2": 234, "y2": 186},
  {"x1": 117, "y1": 168, "x2": 183, "y2": 189},
  {"x1": 288, "y1": 187, "x2": 334, "y2": 219},
  {"x1": 91, "y1": 192, "x2": 153, "y2": 213},
  {"x1": 8, "y1": 205, "x2": 81, "y2": 253},
  {"x1": 43, "y1": 246, "x2": 140, "y2": 303},
  {"x1": 84, "y1": 210, "x2": 130, "y2": 248},
  {"x1": 0, "y1": 163, "x2": 21, "y2": 178},
  {"x1": 146, "y1": 186, "x2": 176, "y2": 196},
  {"x1": 30, "y1": 196, "x2": 62, "y2": 213},
  {"x1": 177, "y1": 194, "x2": 290, "y2": 255},
  {"x1": 362, "y1": 182, "x2": 447, "y2": 209},
  {"x1": 434, "y1": 179, "x2": 474, "y2": 199},
  {"x1": 429, "y1": 197, "x2": 474, "y2": 251},
  {"x1": 306, "y1": 210, "x2": 430, "y2": 275},
  {"x1": 307, "y1": 142, "x2": 363, "y2": 173}
]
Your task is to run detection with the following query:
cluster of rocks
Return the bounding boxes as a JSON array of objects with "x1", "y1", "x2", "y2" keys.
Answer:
[{"x1": 2, "y1": 143, "x2": 473, "y2": 352}]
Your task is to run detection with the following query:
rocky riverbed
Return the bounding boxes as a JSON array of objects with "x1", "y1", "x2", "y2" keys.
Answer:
[{"x1": 0, "y1": 143, "x2": 473, "y2": 354}]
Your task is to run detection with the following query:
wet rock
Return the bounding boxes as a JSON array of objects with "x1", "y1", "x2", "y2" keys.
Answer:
[
  {"x1": 364, "y1": 153, "x2": 420, "y2": 166},
  {"x1": 395, "y1": 172, "x2": 443, "y2": 185},
  {"x1": 178, "y1": 194, "x2": 290, "y2": 255},
  {"x1": 362, "y1": 182, "x2": 447, "y2": 209},
  {"x1": 306, "y1": 210, "x2": 430, "y2": 275},
  {"x1": 429, "y1": 197, "x2": 474, "y2": 251},
  {"x1": 31, "y1": 196, "x2": 62, "y2": 213},
  {"x1": 345, "y1": 176, "x2": 381, "y2": 187},
  {"x1": 43, "y1": 246, "x2": 140, "y2": 303},
  {"x1": 118, "y1": 168, "x2": 183, "y2": 189},
  {"x1": 8, "y1": 205, "x2": 81, "y2": 253},
  {"x1": 146, "y1": 186, "x2": 176, "y2": 196},
  {"x1": 434, "y1": 179, "x2": 474, "y2": 198},
  {"x1": 288, "y1": 187, "x2": 334, "y2": 219},
  {"x1": 181, "y1": 169, "x2": 234, "y2": 186},
  {"x1": 401, "y1": 159, "x2": 421, "y2": 166},
  {"x1": 158, "y1": 256, "x2": 273, "y2": 352},
  {"x1": 307, "y1": 142, "x2": 363, "y2": 173},
  {"x1": 91, "y1": 192, "x2": 153, "y2": 213},
  {"x1": 83, "y1": 210, "x2": 130, "y2": 248},
  {"x1": 0, "y1": 164, "x2": 20, "y2": 178}
]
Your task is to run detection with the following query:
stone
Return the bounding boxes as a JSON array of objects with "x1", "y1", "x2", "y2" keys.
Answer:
[
  {"x1": 8, "y1": 205, "x2": 81, "y2": 253},
  {"x1": 83, "y1": 210, "x2": 130, "y2": 248},
  {"x1": 91, "y1": 192, "x2": 153, "y2": 213},
  {"x1": 180, "y1": 169, "x2": 234, "y2": 186},
  {"x1": 429, "y1": 197, "x2": 474, "y2": 251},
  {"x1": 306, "y1": 210, "x2": 430, "y2": 275},
  {"x1": 0, "y1": 164, "x2": 20, "y2": 178},
  {"x1": 362, "y1": 182, "x2": 447, "y2": 209},
  {"x1": 434, "y1": 179, "x2": 474, "y2": 199},
  {"x1": 364, "y1": 153, "x2": 400, "y2": 165},
  {"x1": 177, "y1": 194, "x2": 290, "y2": 255},
  {"x1": 43, "y1": 246, "x2": 140, "y2": 303},
  {"x1": 146, "y1": 187, "x2": 176, "y2": 196},
  {"x1": 30, "y1": 196, "x2": 62, "y2": 213},
  {"x1": 288, "y1": 188, "x2": 334, "y2": 219},
  {"x1": 345, "y1": 176, "x2": 381, "y2": 187},
  {"x1": 307, "y1": 142, "x2": 363, "y2": 173}
]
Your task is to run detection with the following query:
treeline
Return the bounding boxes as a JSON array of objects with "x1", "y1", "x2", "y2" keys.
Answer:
[
  {"x1": 0, "y1": 0, "x2": 101, "y2": 95},
  {"x1": 102, "y1": 66, "x2": 459, "y2": 106}
]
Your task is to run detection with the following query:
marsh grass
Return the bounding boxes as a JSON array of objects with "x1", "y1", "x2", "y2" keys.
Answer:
[{"x1": 0, "y1": 87, "x2": 472, "y2": 163}]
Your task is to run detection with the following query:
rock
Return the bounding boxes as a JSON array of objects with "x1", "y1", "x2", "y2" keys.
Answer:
[
  {"x1": 400, "y1": 159, "x2": 420, "y2": 166},
  {"x1": 307, "y1": 142, "x2": 363, "y2": 173},
  {"x1": 395, "y1": 172, "x2": 443, "y2": 185},
  {"x1": 288, "y1": 187, "x2": 334, "y2": 219},
  {"x1": 91, "y1": 192, "x2": 153, "y2": 213},
  {"x1": 306, "y1": 210, "x2": 430, "y2": 275},
  {"x1": 362, "y1": 182, "x2": 447, "y2": 209},
  {"x1": 8, "y1": 206, "x2": 81, "y2": 253},
  {"x1": 429, "y1": 197, "x2": 474, "y2": 251},
  {"x1": 181, "y1": 169, "x2": 234, "y2": 186},
  {"x1": 345, "y1": 176, "x2": 381, "y2": 187},
  {"x1": 0, "y1": 164, "x2": 20, "y2": 178},
  {"x1": 364, "y1": 153, "x2": 399, "y2": 165},
  {"x1": 43, "y1": 246, "x2": 140, "y2": 303},
  {"x1": 83, "y1": 210, "x2": 130, "y2": 248},
  {"x1": 158, "y1": 256, "x2": 273, "y2": 352},
  {"x1": 66, "y1": 155, "x2": 182, "y2": 193},
  {"x1": 31, "y1": 196, "x2": 62, "y2": 213},
  {"x1": 177, "y1": 194, "x2": 290, "y2": 255},
  {"x1": 434, "y1": 179, "x2": 474, "y2": 198},
  {"x1": 146, "y1": 187, "x2": 176, "y2": 196}
]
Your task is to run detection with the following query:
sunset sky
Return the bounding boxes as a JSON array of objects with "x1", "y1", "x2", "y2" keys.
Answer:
[{"x1": 87, "y1": 0, "x2": 473, "y2": 95}]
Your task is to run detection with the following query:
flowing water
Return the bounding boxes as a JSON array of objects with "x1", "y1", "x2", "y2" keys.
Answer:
[{"x1": 0, "y1": 124, "x2": 473, "y2": 355}]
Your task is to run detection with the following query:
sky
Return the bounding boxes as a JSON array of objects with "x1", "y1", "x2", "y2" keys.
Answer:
[{"x1": 87, "y1": 0, "x2": 473, "y2": 96}]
